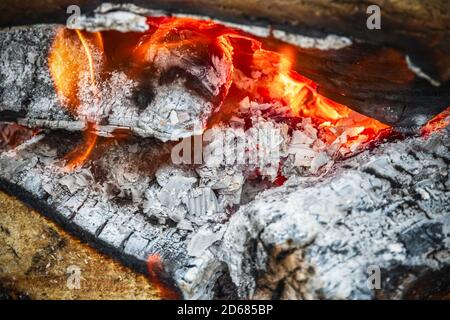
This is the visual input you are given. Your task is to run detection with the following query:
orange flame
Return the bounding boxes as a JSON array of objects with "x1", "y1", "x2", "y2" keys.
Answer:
[
  {"x1": 75, "y1": 29, "x2": 97, "y2": 89},
  {"x1": 49, "y1": 28, "x2": 104, "y2": 170},
  {"x1": 48, "y1": 28, "x2": 83, "y2": 112},
  {"x1": 63, "y1": 122, "x2": 98, "y2": 171},
  {"x1": 49, "y1": 16, "x2": 392, "y2": 168}
]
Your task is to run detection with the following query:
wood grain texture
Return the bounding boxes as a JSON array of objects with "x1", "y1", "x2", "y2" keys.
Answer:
[{"x1": 0, "y1": 191, "x2": 159, "y2": 300}]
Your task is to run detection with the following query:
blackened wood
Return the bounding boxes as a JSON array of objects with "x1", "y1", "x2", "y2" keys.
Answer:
[
  {"x1": 0, "y1": 0, "x2": 448, "y2": 84},
  {"x1": 0, "y1": 22, "x2": 448, "y2": 133}
]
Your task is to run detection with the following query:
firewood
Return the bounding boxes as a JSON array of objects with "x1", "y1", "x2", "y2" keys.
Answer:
[
  {"x1": 0, "y1": 125, "x2": 448, "y2": 299},
  {"x1": 0, "y1": 7, "x2": 449, "y2": 135},
  {"x1": 0, "y1": 0, "x2": 448, "y2": 84},
  {"x1": 222, "y1": 127, "x2": 450, "y2": 299}
]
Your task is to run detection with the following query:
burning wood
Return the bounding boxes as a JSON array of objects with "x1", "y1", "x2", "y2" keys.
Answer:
[
  {"x1": 1, "y1": 7, "x2": 448, "y2": 140},
  {"x1": 0, "y1": 5, "x2": 449, "y2": 300},
  {"x1": 0, "y1": 24, "x2": 223, "y2": 142},
  {"x1": 0, "y1": 122, "x2": 448, "y2": 299}
]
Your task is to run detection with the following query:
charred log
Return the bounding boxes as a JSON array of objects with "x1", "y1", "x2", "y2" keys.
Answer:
[
  {"x1": 221, "y1": 127, "x2": 450, "y2": 299},
  {"x1": 0, "y1": 24, "x2": 225, "y2": 141},
  {"x1": 0, "y1": 125, "x2": 449, "y2": 299},
  {"x1": 0, "y1": 0, "x2": 448, "y2": 85}
]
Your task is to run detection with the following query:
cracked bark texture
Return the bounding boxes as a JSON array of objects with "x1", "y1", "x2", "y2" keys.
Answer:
[
  {"x1": 0, "y1": 127, "x2": 449, "y2": 299},
  {"x1": 221, "y1": 127, "x2": 450, "y2": 299}
]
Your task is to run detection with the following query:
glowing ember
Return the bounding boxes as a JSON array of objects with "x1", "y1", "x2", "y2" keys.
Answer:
[
  {"x1": 0, "y1": 124, "x2": 37, "y2": 150},
  {"x1": 421, "y1": 106, "x2": 450, "y2": 136},
  {"x1": 146, "y1": 254, "x2": 181, "y2": 300},
  {"x1": 48, "y1": 16, "x2": 392, "y2": 170},
  {"x1": 63, "y1": 122, "x2": 98, "y2": 171}
]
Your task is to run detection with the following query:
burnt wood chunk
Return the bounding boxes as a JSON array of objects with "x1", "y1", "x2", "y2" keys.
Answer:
[
  {"x1": 0, "y1": 126, "x2": 449, "y2": 299},
  {"x1": 0, "y1": 24, "x2": 224, "y2": 141},
  {"x1": 221, "y1": 127, "x2": 450, "y2": 299}
]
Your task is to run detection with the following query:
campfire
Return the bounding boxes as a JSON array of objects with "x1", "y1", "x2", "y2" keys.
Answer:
[
  {"x1": 45, "y1": 16, "x2": 392, "y2": 176},
  {"x1": 0, "y1": 3, "x2": 449, "y2": 300}
]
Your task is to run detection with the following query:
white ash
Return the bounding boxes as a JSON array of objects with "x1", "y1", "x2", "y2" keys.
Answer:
[
  {"x1": 405, "y1": 56, "x2": 441, "y2": 87},
  {"x1": 69, "y1": 7, "x2": 149, "y2": 33},
  {"x1": 145, "y1": 45, "x2": 233, "y2": 100},
  {"x1": 235, "y1": 98, "x2": 367, "y2": 176},
  {"x1": 17, "y1": 119, "x2": 87, "y2": 132},
  {"x1": 0, "y1": 24, "x2": 61, "y2": 117},
  {"x1": 187, "y1": 225, "x2": 226, "y2": 257},
  {"x1": 143, "y1": 164, "x2": 228, "y2": 229},
  {"x1": 74, "y1": 59, "x2": 218, "y2": 142},
  {"x1": 77, "y1": 71, "x2": 136, "y2": 123},
  {"x1": 94, "y1": 2, "x2": 166, "y2": 16},
  {"x1": 272, "y1": 30, "x2": 352, "y2": 50}
]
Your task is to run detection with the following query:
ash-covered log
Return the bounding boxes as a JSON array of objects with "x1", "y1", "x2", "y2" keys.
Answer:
[
  {"x1": 0, "y1": 124, "x2": 449, "y2": 299},
  {"x1": 0, "y1": 23, "x2": 228, "y2": 141},
  {"x1": 222, "y1": 127, "x2": 450, "y2": 299}
]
